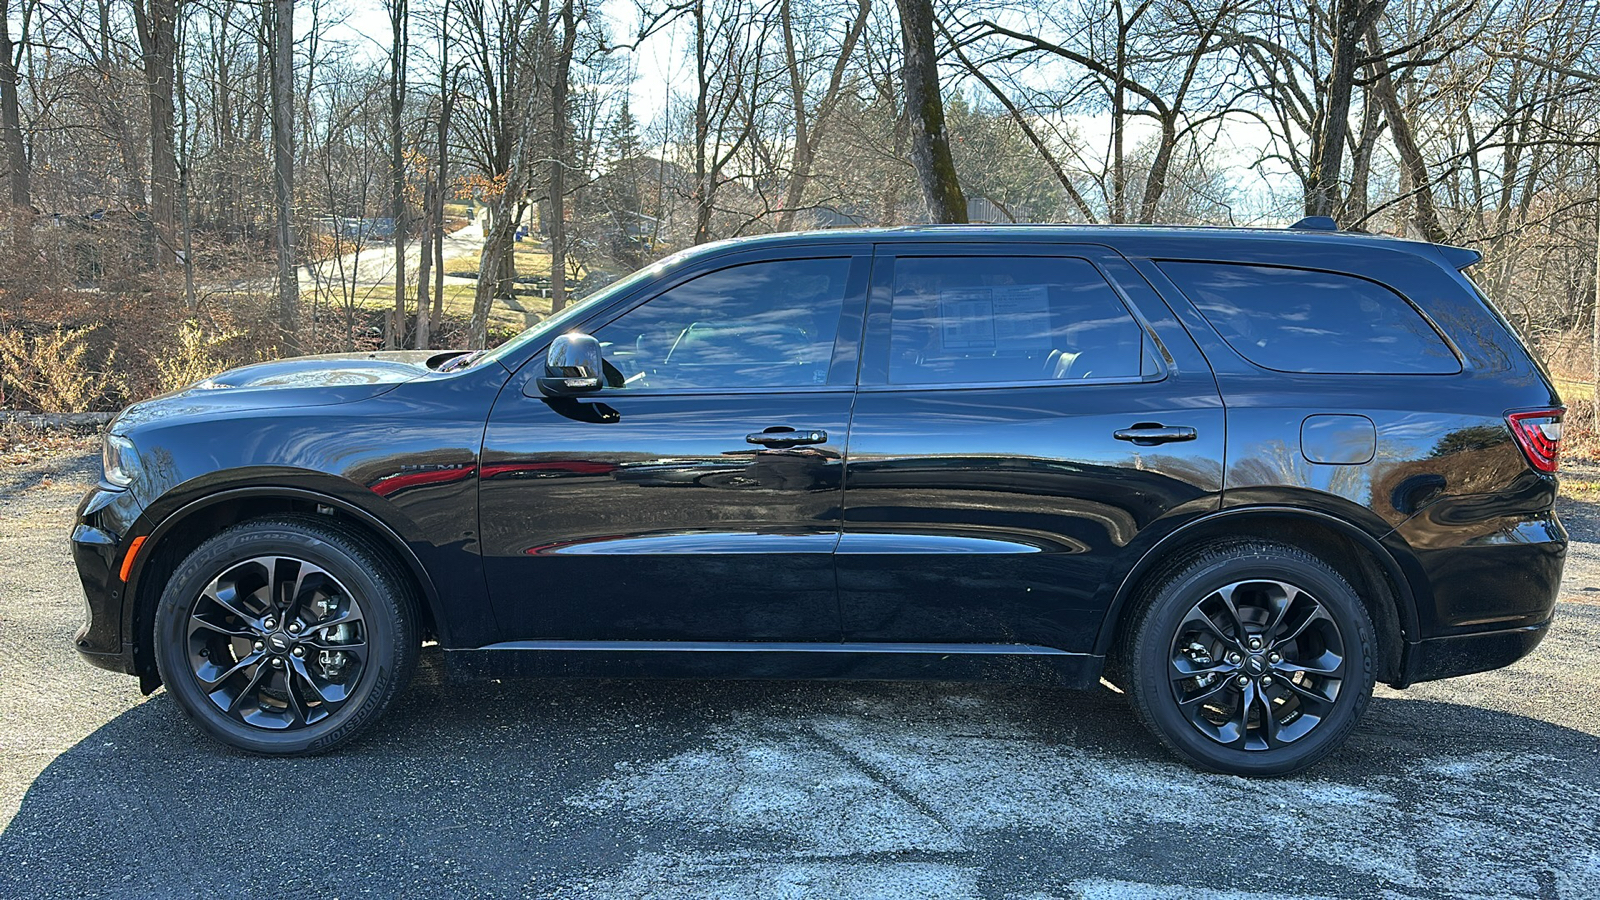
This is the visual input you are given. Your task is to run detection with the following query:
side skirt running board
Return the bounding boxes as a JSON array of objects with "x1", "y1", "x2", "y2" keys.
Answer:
[{"x1": 443, "y1": 640, "x2": 1104, "y2": 689}]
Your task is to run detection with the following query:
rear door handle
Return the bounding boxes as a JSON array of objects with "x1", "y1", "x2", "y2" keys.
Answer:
[
  {"x1": 1114, "y1": 424, "x2": 1198, "y2": 445},
  {"x1": 747, "y1": 428, "x2": 827, "y2": 447}
]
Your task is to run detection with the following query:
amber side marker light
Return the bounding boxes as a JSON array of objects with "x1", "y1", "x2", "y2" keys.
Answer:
[
  {"x1": 119, "y1": 535, "x2": 147, "y2": 582},
  {"x1": 1506, "y1": 409, "x2": 1564, "y2": 473}
]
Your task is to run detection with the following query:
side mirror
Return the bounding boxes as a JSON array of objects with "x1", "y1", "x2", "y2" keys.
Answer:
[{"x1": 537, "y1": 333, "x2": 605, "y2": 396}]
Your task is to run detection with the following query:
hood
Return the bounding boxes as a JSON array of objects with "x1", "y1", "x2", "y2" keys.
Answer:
[
  {"x1": 111, "y1": 350, "x2": 461, "y2": 432},
  {"x1": 199, "y1": 350, "x2": 447, "y2": 389}
]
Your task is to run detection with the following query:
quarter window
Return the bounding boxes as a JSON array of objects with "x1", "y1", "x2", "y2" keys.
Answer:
[
  {"x1": 595, "y1": 257, "x2": 852, "y2": 390},
  {"x1": 887, "y1": 256, "x2": 1151, "y2": 385},
  {"x1": 1158, "y1": 261, "x2": 1460, "y2": 375}
]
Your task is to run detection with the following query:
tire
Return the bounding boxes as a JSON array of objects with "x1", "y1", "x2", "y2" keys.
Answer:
[
  {"x1": 152, "y1": 516, "x2": 418, "y2": 755},
  {"x1": 1122, "y1": 541, "x2": 1376, "y2": 777}
]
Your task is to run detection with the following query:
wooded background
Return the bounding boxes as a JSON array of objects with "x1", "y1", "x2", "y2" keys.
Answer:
[{"x1": 3, "y1": 0, "x2": 1600, "y2": 414}]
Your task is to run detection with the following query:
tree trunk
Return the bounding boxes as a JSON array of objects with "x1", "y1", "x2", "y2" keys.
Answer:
[
  {"x1": 416, "y1": 177, "x2": 433, "y2": 349},
  {"x1": 1344, "y1": 90, "x2": 1382, "y2": 226},
  {"x1": 432, "y1": 155, "x2": 447, "y2": 331},
  {"x1": 1138, "y1": 117, "x2": 1178, "y2": 223},
  {"x1": 471, "y1": 202, "x2": 517, "y2": 348},
  {"x1": 547, "y1": 0, "x2": 576, "y2": 314},
  {"x1": 174, "y1": 11, "x2": 195, "y2": 309},
  {"x1": 132, "y1": 0, "x2": 179, "y2": 264},
  {"x1": 896, "y1": 0, "x2": 966, "y2": 223},
  {"x1": 0, "y1": 9, "x2": 29, "y2": 210},
  {"x1": 691, "y1": 5, "x2": 713, "y2": 244},
  {"x1": 879, "y1": 89, "x2": 909, "y2": 226},
  {"x1": 388, "y1": 0, "x2": 409, "y2": 349},
  {"x1": 1365, "y1": 24, "x2": 1444, "y2": 243},
  {"x1": 777, "y1": 0, "x2": 811, "y2": 232},
  {"x1": 1111, "y1": 7, "x2": 1127, "y2": 223},
  {"x1": 432, "y1": 22, "x2": 452, "y2": 332},
  {"x1": 1307, "y1": 0, "x2": 1387, "y2": 219},
  {"x1": 270, "y1": 0, "x2": 299, "y2": 354}
]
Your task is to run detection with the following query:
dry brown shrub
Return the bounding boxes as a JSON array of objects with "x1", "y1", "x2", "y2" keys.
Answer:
[
  {"x1": 0, "y1": 324, "x2": 127, "y2": 412},
  {"x1": 1562, "y1": 398, "x2": 1599, "y2": 461},
  {"x1": 149, "y1": 319, "x2": 252, "y2": 393}
]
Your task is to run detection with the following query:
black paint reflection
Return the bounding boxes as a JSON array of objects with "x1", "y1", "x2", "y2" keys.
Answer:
[
  {"x1": 480, "y1": 390, "x2": 854, "y2": 643},
  {"x1": 838, "y1": 381, "x2": 1226, "y2": 652}
]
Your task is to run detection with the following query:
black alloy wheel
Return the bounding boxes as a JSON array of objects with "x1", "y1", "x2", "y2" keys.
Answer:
[
  {"x1": 154, "y1": 517, "x2": 417, "y2": 755},
  {"x1": 185, "y1": 556, "x2": 369, "y2": 730},
  {"x1": 1124, "y1": 541, "x2": 1376, "y2": 776},
  {"x1": 1167, "y1": 579, "x2": 1347, "y2": 750}
]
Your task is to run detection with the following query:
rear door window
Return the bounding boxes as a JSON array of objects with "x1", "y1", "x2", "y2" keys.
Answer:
[
  {"x1": 1158, "y1": 261, "x2": 1460, "y2": 374},
  {"x1": 887, "y1": 256, "x2": 1153, "y2": 385}
]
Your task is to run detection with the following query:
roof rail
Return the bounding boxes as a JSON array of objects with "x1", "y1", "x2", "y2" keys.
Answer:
[{"x1": 1289, "y1": 215, "x2": 1339, "y2": 231}]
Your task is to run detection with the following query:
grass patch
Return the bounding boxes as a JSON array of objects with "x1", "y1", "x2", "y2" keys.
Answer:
[
  {"x1": 304, "y1": 239, "x2": 562, "y2": 334},
  {"x1": 1560, "y1": 477, "x2": 1600, "y2": 501},
  {"x1": 449, "y1": 242, "x2": 585, "y2": 282},
  {"x1": 306, "y1": 282, "x2": 542, "y2": 332}
]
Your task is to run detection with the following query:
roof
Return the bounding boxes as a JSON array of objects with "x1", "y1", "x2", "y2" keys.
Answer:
[{"x1": 680, "y1": 223, "x2": 1447, "y2": 264}]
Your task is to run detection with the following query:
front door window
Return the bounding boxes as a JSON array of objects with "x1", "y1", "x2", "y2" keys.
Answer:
[{"x1": 596, "y1": 257, "x2": 854, "y2": 391}]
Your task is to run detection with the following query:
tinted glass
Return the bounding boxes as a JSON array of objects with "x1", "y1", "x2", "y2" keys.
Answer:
[
  {"x1": 596, "y1": 258, "x2": 851, "y2": 390},
  {"x1": 1159, "y1": 261, "x2": 1460, "y2": 374},
  {"x1": 889, "y1": 256, "x2": 1148, "y2": 385}
]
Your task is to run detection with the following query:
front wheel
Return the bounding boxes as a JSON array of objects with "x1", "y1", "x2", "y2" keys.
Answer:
[
  {"x1": 153, "y1": 516, "x2": 418, "y2": 755},
  {"x1": 1123, "y1": 541, "x2": 1376, "y2": 777}
]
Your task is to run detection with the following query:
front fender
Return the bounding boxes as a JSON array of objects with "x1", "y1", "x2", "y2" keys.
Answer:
[{"x1": 121, "y1": 473, "x2": 458, "y2": 650}]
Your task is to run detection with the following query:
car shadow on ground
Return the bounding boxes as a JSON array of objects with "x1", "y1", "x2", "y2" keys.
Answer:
[{"x1": 4, "y1": 657, "x2": 1599, "y2": 899}]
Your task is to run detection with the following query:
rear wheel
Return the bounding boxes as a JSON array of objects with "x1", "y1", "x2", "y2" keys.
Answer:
[
  {"x1": 153, "y1": 516, "x2": 418, "y2": 755},
  {"x1": 1123, "y1": 541, "x2": 1376, "y2": 776}
]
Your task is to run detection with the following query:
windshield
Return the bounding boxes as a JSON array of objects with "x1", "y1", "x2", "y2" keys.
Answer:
[{"x1": 474, "y1": 250, "x2": 697, "y2": 370}]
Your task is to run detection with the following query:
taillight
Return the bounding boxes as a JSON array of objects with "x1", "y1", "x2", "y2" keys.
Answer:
[{"x1": 1506, "y1": 409, "x2": 1564, "y2": 473}]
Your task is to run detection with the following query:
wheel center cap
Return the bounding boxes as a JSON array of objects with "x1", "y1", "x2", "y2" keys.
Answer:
[
  {"x1": 267, "y1": 632, "x2": 292, "y2": 654},
  {"x1": 1244, "y1": 654, "x2": 1267, "y2": 676}
]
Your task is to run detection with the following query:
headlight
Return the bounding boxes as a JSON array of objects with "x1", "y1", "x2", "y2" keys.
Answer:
[{"x1": 102, "y1": 433, "x2": 137, "y2": 487}]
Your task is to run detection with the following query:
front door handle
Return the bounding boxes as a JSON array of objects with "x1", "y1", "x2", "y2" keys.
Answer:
[
  {"x1": 1114, "y1": 424, "x2": 1198, "y2": 446},
  {"x1": 747, "y1": 427, "x2": 828, "y2": 447}
]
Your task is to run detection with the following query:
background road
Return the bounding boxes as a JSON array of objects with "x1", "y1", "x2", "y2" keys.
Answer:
[
  {"x1": 2, "y1": 451, "x2": 1597, "y2": 899},
  {"x1": 299, "y1": 218, "x2": 486, "y2": 292}
]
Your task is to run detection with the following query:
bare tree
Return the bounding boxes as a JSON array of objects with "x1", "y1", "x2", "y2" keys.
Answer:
[
  {"x1": 385, "y1": 0, "x2": 410, "y2": 348},
  {"x1": 1363, "y1": 22, "x2": 1443, "y2": 241},
  {"x1": 129, "y1": 0, "x2": 180, "y2": 262},
  {"x1": 896, "y1": 0, "x2": 965, "y2": 222},
  {"x1": 1305, "y1": 0, "x2": 1388, "y2": 217},
  {"x1": 953, "y1": 0, "x2": 1248, "y2": 224},
  {"x1": 0, "y1": 0, "x2": 34, "y2": 209},
  {"x1": 546, "y1": 0, "x2": 578, "y2": 312},
  {"x1": 269, "y1": 0, "x2": 299, "y2": 352},
  {"x1": 775, "y1": 0, "x2": 870, "y2": 229},
  {"x1": 432, "y1": 50, "x2": 458, "y2": 336},
  {"x1": 457, "y1": 0, "x2": 541, "y2": 341}
]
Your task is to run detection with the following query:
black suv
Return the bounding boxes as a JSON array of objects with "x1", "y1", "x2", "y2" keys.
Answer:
[{"x1": 71, "y1": 222, "x2": 1566, "y2": 776}]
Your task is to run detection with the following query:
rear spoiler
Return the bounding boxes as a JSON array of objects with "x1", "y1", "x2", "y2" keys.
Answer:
[{"x1": 1437, "y1": 244, "x2": 1482, "y2": 270}]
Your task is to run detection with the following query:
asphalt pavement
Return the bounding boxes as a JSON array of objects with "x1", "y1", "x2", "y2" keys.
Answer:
[{"x1": 2, "y1": 450, "x2": 1597, "y2": 899}]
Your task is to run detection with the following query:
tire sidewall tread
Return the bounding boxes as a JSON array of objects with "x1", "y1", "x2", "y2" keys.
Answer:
[
  {"x1": 1122, "y1": 540, "x2": 1376, "y2": 777},
  {"x1": 152, "y1": 516, "x2": 418, "y2": 756}
]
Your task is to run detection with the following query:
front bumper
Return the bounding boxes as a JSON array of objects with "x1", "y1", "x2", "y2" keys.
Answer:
[{"x1": 70, "y1": 485, "x2": 145, "y2": 676}]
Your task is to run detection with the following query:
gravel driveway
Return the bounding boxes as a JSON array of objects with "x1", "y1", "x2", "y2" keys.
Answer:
[{"x1": 2, "y1": 451, "x2": 1598, "y2": 899}]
